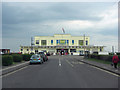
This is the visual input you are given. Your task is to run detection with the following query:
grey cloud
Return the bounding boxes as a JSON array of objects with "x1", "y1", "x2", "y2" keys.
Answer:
[
  {"x1": 2, "y1": 2, "x2": 113, "y2": 25},
  {"x1": 2, "y1": 2, "x2": 117, "y2": 51}
]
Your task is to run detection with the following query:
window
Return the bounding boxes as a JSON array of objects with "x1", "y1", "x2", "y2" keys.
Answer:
[
  {"x1": 56, "y1": 40, "x2": 59, "y2": 44},
  {"x1": 51, "y1": 40, "x2": 53, "y2": 45},
  {"x1": 72, "y1": 40, "x2": 74, "y2": 45},
  {"x1": 27, "y1": 49, "x2": 29, "y2": 51},
  {"x1": 86, "y1": 41, "x2": 88, "y2": 45},
  {"x1": 70, "y1": 49, "x2": 76, "y2": 52},
  {"x1": 67, "y1": 40, "x2": 69, "y2": 44},
  {"x1": 79, "y1": 50, "x2": 83, "y2": 55},
  {"x1": 59, "y1": 40, "x2": 66, "y2": 45},
  {"x1": 36, "y1": 40, "x2": 39, "y2": 44},
  {"x1": 35, "y1": 50, "x2": 38, "y2": 54},
  {"x1": 21, "y1": 49, "x2": 23, "y2": 51},
  {"x1": 41, "y1": 40, "x2": 47, "y2": 45},
  {"x1": 100, "y1": 47, "x2": 102, "y2": 51},
  {"x1": 79, "y1": 40, "x2": 83, "y2": 45}
]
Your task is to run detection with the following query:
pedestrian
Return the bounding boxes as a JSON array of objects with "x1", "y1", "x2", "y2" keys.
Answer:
[{"x1": 112, "y1": 53, "x2": 119, "y2": 69}]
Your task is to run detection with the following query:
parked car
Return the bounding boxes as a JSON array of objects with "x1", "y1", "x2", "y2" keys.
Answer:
[
  {"x1": 39, "y1": 51, "x2": 48, "y2": 62},
  {"x1": 30, "y1": 54, "x2": 44, "y2": 64}
]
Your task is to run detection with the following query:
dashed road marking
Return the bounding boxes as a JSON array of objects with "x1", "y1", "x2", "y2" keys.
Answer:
[{"x1": 59, "y1": 58, "x2": 61, "y2": 66}]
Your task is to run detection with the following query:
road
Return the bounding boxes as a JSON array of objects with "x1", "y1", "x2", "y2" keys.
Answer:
[{"x1": 2, "y1": 55, "x2": 119, "y2": 88}]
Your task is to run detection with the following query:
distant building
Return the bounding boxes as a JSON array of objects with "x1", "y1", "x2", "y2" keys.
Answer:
[
  {"x1": 0, "y1": 49, "x2": 10, "y2": 54},
  {"x1": 20, "y1": 34, "x2": 105, "y2": 55}
]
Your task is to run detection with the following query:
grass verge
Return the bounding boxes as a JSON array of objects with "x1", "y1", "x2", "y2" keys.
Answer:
[{"x1": 11, "y1": 60, "x2": 25, "y2": 65}]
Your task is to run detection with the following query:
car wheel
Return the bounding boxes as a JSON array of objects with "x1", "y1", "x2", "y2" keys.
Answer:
[{"x1": 29, "y1": 63, "x2": 32, "y2": 65}]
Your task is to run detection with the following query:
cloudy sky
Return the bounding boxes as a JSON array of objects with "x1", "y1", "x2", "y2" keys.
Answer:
[{"x1": 2, "y1": 2, "x2": 118, "y2": 52}]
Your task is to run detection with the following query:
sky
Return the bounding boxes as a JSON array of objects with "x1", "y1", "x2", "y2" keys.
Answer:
[{"x1": 2, "y1": 2, "x2": 118, "y2": 52}]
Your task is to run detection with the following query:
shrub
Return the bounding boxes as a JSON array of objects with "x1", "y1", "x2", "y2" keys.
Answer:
[
  {"x1": 116, "y1": 53, "x2": 120, "y2": 55},
  {"x1": 12, "y1": 54, "x2": 22, "y2": 62},
  {"x1": 0, "y1": 55, "x2": 2, "y2": 66},
  {"x1": 2, "y1": 55, "x2": 13, "y2": 66},
  {"x1": 89, "y1": 54, "x2": 113, "y2": 62},
  {"x1": 118, "y1": 55, "x2": 120, "y2": 63},
  {"x1": 90, "y1": 54, "x2": 98, "y2": 59},
  {"x1": 109, "y1": 53, "x2": 114, "y2": 55},
  {"x1": 22, "y1": 54, "x2": 32, "y2": 61}
]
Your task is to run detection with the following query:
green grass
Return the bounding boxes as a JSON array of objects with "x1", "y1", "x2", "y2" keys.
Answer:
[
  {"x1": 87, "y1": 58, "x2": 120, "y2": 66},
  {"x1": 12, "y1": 60, "x2": 25, "y2": 65}
]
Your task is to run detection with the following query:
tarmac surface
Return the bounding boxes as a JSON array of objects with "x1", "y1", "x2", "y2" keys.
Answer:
[{"x1": 2, "y1": 55, "x2": 119, "y2": 88}]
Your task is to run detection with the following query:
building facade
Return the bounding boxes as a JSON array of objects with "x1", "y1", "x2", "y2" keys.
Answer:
[{"x1": 20, "y1": 34, "x2": 105, "y2": 55}]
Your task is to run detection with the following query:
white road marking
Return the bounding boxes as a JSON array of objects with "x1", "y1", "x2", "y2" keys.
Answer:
[
  {"x1": 59, "y1": 58, "x2": 61, "y2": 66},
  {"x1": 90, "y1": 66, "x2": 120, "y2": 77},
  {"x1": 1, "y1": 61, "x2": 29, "y2": 71},
  {"x1": 1, "y1": 66, "x2": 28, "y2": 78},
  {"x1": 71, "y1": 62, "x2": 78, "y2": 64},
  {"x1": 79, "y1": 62, "x2": 84, "y2": 64},
  {"x1": 66, "y1": 60, "x2": 74, "y2": 67}
]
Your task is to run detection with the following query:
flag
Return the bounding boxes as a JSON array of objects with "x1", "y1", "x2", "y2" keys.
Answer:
[{"x1": 62, "y1": 28, "x2": 65, "y2": 33}]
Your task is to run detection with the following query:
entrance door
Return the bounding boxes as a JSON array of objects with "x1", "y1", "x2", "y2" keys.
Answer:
[{"x1": 57, "y1": 49, "x2": 68, "y2": 55}]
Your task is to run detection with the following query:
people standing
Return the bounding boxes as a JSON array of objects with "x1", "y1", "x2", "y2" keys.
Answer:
[{"x1": 112, "y1": 53, "x2": 119, "y2": 69}]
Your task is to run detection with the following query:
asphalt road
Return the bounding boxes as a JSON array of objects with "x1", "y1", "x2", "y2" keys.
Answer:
[{"x1": 2, "y1": 55, "x2": 119, "y2": 88}]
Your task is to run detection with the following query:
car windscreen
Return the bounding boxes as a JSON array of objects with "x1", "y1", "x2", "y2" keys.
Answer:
[
  {"x1": 31, "y1": 55, "x2": 40, "y2": 59},
  {"x1": 39, "y1": 52, "x2": 44, "y2": 54}
]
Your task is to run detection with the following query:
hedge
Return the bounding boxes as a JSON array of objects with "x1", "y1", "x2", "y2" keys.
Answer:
[
  {"x1": 89, "y1": 54, "x2": 120, "y2": 63},
  {"x1": 2, "y1": 55, "x2": 13, "y2": 66},
  {"x1": 12, "y1": 54, "x2": 23, "y2": 62},
  {"x1": 22, "y1": 54, "x2": 32, "y2": 61},
  {"x1": 0, "y1": 55, "x2": 2, "y2": 65}
]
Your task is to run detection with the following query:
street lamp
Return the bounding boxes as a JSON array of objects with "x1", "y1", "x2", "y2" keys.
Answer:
[{"x1": 84, "y1": 34, "x2": 85, "y2": 58}]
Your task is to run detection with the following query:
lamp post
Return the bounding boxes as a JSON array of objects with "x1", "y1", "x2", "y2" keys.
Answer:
[
  {"x1": 31, "y1": 37, "x2": 34, "y2": 54},
  {"x1": 84, "y1": 34, "x2": 85, "y2": 58}
]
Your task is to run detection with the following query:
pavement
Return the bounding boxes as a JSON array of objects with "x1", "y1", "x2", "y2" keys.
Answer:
[
  {"x1": 72, "y1": 55, "x2": 120, "y2": 75},
  {"x1": 2, "y1": 61, "x2": 30, "y2": 75},
  {"x1": 2, "y1": 61, "x2": 28, "y2": 69},
  {"x1": 2, "y1": 55, "x2": 119, "y2": 88}
]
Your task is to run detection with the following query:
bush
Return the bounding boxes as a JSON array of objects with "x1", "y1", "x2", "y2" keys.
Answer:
[
  {"x1": 116, "y1": 53, "x2": 120, "y2": 55},
  {"x1": 89, "y1": 54, "x2": 113, "y2": 62},
  {"x1": 22, "y1": 54, "x2": 32, "y2": 61},
  {"x1": 12, "y1": 54, "x2": 22, "y2": 62},
  {"x1": 90, "y1": 54, "x2": 98, "y2": 59},
  {"x1": 118, "y1": 55, "x2": 120, "y2": 63},
  {"x1": 2, "y1": 55, "x2": 13, "y2": 66}
]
